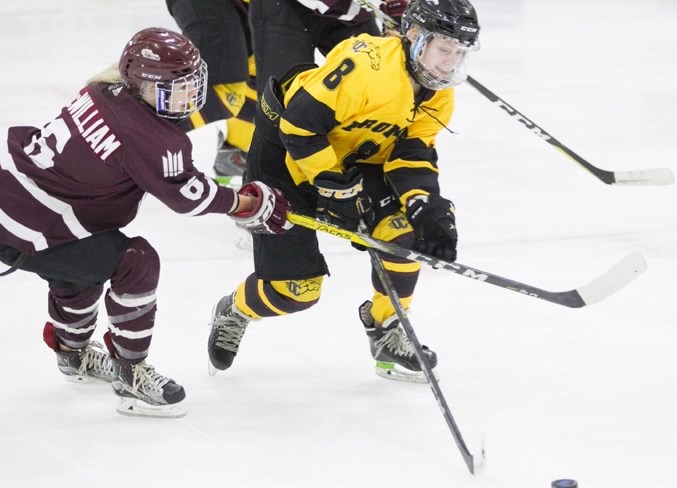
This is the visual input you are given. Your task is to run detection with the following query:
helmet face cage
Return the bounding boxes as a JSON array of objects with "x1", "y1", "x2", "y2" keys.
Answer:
[
  {"x1": 402, "y1": 0, "x2": 480, "y2": 89},
  {"x1": 119, "y1": 28, "x2": 208, "y2": 120},
  {"x1": 409, "y1": 27, "x2": 478, "y2": 90},
  {"x1": 154, "y1": 60, "x2": 208, "y2": 119}
]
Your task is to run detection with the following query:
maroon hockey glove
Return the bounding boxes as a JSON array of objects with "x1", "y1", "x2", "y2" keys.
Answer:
[
  {"x1": 405, "y1": 194, "x2": 457, "y2": 261},
  {"x1": 314, "y1": 167, "x2": 372, "y2": 232},
  {"x1": 230, "y1": 182, "x2": 293, "y2": 234},
  {"x1": 380, "y1": 0, "x2": 408, "y2": 23}
]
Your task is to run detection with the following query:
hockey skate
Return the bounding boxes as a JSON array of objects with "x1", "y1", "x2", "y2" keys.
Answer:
[
  {"x1": 43, "y1": 322, "x2": 114, "y2": 384},
  {"x1": 111, "y1": 358, "x2": 187, "y2": 418},
  {"x1": 208, "y1": 293, "x2": 250, "y2": 376},
  {"x1": 359, "y1": 301, "x2": 438, "y2": 383},
  {"x1": 213, "y1": 131, "x2": 246, "y2": 188}
]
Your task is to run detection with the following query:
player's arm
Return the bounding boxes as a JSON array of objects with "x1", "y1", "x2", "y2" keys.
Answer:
[
  {"x1": 386, "y1": 91, "x2": 458, "y2": 260},
  {"x1": 279, "y1": 39, "x2": 365, "y2": 183},
  {"x1": 124, "y1": 142, "x2": 291, "y2": 234},
  {"x1": 385, "y1": 91, "x2": 454, "y2": 205},
  {"x1": 279, "y1": 85, "x2": 342, "y2": 183}
]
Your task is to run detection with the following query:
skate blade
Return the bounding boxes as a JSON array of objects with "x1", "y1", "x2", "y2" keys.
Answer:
[
  {"x1": 374, "y1": 362, "x2": 440, "y2": 384},
  {"x1": 208, "y1": 304, "x2": 220, "y2": 377},
  {"x1": 208, "y1": 357, "x2": 220, "y2": 377},
  {"x1": 116, "y1": 397, "x2": 187, "y2": 419},
  {"x1": 63, "y1": 374, "x2": 111, "y2": 385}
]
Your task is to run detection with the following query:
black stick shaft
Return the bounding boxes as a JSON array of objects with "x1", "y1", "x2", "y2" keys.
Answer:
[
  {"x1": 366, "y1": 246, "x2": 479, "y2": 474},
  {"x1": 465, "y1": 76, "x2": 617, "y2": 184}
]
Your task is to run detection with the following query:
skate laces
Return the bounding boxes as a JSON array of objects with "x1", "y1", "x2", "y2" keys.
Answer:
[
  {"x1": 78, "y1": 341, "x2": 113, "y2": 377},
  {"x1": 374, "y1": 325, "x2": 415, "y2": 359},
  {"x1": 212, "y1": 313, "x2": 248, "y2": 352},
  {"x1": 131, "y1": 362, "x2": 170, "y2": 394}
]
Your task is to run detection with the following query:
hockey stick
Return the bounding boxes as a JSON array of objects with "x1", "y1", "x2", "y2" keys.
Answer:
[
  {"x1": 464, "y1": 76, "x2": 674, "y2": 186},
  {"x1": 355, "y1": 0, "x2": 674, "y2": 186},
  {"x1": 354, "y1": 0, "x2": 398, "y2": 29},
  {"x1": 287, "y1": 211, "x2": 647, "y2": 308},
  {"x1": 364, "y1": 227, "x2": 485, "y2": 474}
]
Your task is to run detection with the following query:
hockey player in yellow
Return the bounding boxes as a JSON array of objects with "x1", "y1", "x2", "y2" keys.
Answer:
[{"x1": 208, "y1": 0, "x2": 481, "y2": 382}]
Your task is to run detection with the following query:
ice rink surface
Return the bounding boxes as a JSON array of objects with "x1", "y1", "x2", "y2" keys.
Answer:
[{"x1": 0, "y1": 1, "x2": 675, "y2": 487}]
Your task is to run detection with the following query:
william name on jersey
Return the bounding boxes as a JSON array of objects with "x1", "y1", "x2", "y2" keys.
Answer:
[{"x1": 67, "y1": 91, "x2": 121, "y2": 161}]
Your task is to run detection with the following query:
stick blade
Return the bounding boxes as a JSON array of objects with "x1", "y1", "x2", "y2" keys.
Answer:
[
  {"x1": 470, "y1": 435, "x2": 487, "y2": 475},
  {"x1": 612, "y1": 168, "x2": 675, "y2": 185},
  {"x1": 576, "y1": 251, "x2": 647, "y2": 306}
]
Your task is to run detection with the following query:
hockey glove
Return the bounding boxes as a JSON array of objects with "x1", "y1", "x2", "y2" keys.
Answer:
[
  {"x1": 230, "y1": 181, "x2": 293, "y2": 234},
  {"x1": 380, "y1": 0, "x2": 408, "y2": 23},
  {"x1": 405, "y1": 194, "x2": 458, "y2": 261},
  {"x1": 315, "y1": 166, "x2": 372, "y2": 232}
]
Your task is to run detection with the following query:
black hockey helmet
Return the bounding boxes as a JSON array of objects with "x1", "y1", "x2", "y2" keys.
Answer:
[
  {"x1": 402, "y1": 0, "x2": 480, "y2": 47},
  {"x1": 401, "y1": 0, "x2": 481, "y2": 89}
]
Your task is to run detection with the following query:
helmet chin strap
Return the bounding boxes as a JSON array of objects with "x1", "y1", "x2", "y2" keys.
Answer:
[
  {"x1": 401, "y1": 37, "x2": 423, "y2": 88},
  {"x1": 400, "y1": 39, "x2": 459, "y2": 136},
  {"x1": 136, "y1": 82, "x2": 156, "y2": 107}
]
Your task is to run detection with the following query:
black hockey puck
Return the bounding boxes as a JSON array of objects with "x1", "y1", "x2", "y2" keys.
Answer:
[{"x1": 551, "y1": 480, "x2": 577, "y2": 488}]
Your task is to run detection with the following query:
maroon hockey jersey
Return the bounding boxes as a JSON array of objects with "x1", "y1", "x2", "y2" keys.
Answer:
[{"x1": 0, "y1": 82, "x2": 237, "y2": 255}]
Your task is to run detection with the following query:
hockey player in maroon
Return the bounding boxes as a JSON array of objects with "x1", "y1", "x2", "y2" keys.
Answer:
[{"x1": 0, "y1": 27, "x2": 291, "y2": 418}]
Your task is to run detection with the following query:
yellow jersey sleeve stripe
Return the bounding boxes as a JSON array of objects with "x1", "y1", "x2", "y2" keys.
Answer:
[{"x1": 386, "y1": 158, "x2": 439, "y2": 173}]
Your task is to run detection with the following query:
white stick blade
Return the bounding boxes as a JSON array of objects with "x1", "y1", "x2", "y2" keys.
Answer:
[
  {"x1": 613, "y1": 168, "x2": 674, "y2": 185},
  {"x1": 472, "y1": 435, "x2": 487, "y2": 475},
  {"x1": 576, "y1": 251, "x2": 647, "y2": 306}
]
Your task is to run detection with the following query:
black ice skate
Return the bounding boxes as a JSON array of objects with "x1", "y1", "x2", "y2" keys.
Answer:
[
  {"x1": 208, "y1": 293, "x2": 251, "y2": 376},
  {"x1": 43, "y1": 322, "x2": 114, "y2": 384},
  {"x1": 213, "y1": 131, "x2": 246, "y2": 188},
  {"x1": 358, "y1": 301, "x2": 438, "y2": 383},
  {"x1": 111, "y1": 358, "x2": 187, "y2": 418}
]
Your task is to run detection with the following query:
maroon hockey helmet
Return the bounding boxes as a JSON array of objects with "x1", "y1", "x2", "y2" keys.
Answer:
[{"x1": 119, "y1": 27, "x2": 208, "y2": 119}]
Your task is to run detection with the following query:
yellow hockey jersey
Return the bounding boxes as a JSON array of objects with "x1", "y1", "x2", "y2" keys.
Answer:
[{"x1": 279, "y1": 33, "x2": 454, "y2": 204}]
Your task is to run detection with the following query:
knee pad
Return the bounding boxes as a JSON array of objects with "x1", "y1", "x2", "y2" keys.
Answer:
[
  {"x1": 234, "y1": 274, "x2": 324, "y2": 318},
  {"x1": 372, "y1": 212, "x2": 414, "y2": 244},
  {"x1": 110, "y1": 237, "x2": 160, "y2": 298},
  {"x1": 214, "y1": 82, "x2": 248, "y2": 117},
  {"x1": 271, "y1": 277, "x2": 323, "y2": 305}
]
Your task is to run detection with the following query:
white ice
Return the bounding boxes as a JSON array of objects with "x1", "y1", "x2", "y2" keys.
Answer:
[{"x1": 0, "y1": 1, "x2": 676, "y2": 487}]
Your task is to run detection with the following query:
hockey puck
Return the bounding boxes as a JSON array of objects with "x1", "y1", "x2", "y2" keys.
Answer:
[{"x1": 551, "y1": 480, "x2": 577, "y2": 488}]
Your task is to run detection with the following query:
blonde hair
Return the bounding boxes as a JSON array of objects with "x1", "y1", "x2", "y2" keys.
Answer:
[
  {"x1": 384, "y1": 27, "x2": 405, "y2": 38},
  {"x1": 86, "y1": 62, "x2": 124, "y2": 86}
]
